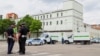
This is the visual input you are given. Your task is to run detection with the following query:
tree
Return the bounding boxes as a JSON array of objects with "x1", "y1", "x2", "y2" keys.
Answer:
[
  {"x1": 17, "y1": 15, "x2": 33, "y2": 28},
  {"x1": 17, "y1": 15, "x2": 42, "y2": 38},
  {"x1": 0, "y1": 19, "x2": 15, "y2": 38},
  {"x1": 30, "y1": 19, "x2": 42, "y2": 37}
]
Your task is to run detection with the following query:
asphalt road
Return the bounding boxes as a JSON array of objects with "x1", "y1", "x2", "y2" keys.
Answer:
[{"x1": 0, "y1": 41, "x2": 100, "y2": 56}]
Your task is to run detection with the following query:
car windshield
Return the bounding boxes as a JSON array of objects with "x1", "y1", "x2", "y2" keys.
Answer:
[
  {"x1": 40, "y1": 34, "x2": 48, "y2": 37},
  {"x1": 34, "y1": 39, "x2": 40, "y2": 40},
  {"x1": 33, "y1": 39, "x2": 41, "y2": 42},
  {"x1": 27, "y1": 38, "x2": 34, "y2": 41}
]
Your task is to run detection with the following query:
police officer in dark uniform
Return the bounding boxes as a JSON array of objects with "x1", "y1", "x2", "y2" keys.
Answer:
[
  {"x1": 5, "y1": 23, "x2": 16, "y2": 54},
  {"x1": 18, "y1": 23, "x2": 29, "y2": 55}
]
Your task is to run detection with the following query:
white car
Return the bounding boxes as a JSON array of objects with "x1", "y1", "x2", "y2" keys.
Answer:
[
  {"x1": 26, "y1": 38, "x2": 44, "y2": 46},
  {"x1": 91, "y1": 38, "x2": 100, "y2": 43}
]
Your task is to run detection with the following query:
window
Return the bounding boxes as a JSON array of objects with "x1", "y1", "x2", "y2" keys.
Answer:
[
  {"x1": 38, "y1": 16, "x2": 39, "y2": 20},
  {"x1": 50, "y1": 21, "x2": 52, "y2": 25},
  {"x1": 44, "y1": 15, "x2": 45, "y2": 19},
  {"x1": 61, "y1": 20, "x2": 63, "y2": 24},
  {"x1": 43, "y1": 15, "x2": 45, "y2": 19},
  {"x1": 47, "y1": 15, "x2": 48, "y2": 18},
  {"x1": 41, "y1": 16, "x2": 42, "y2": 19},
  {"x1": 50, "y1": 14, "x2": 52, "y2": 18},
  {"x1": 57, "y1": 13, "x2": 59, "y2": 17},
  {"x1": 56, "y1": 21, "x2": 58, "y2": 25},
  {"x1": 61, "y1": 12, "x2": 63, "y2": 16},
  {"x1": 46, "y1": 22, "x2": 48, "y2": 25}
]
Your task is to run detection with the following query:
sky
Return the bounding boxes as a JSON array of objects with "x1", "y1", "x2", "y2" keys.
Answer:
[{"x1": 0, "y1": 0, "x2": 100, "y2": 24}]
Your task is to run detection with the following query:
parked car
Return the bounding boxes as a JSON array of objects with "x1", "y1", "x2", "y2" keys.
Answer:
[
  {"x1": 26, "y1": 38, "x2": 44, "y2": 46},
  {"x1": 91, "y1": 38, "x2": 100, "y2": 43}
]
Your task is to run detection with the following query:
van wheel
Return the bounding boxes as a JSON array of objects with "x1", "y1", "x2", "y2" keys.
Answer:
[
  {"x1": 65, "y1": 41, "x2": 70, "y2": 44},
  {"x1": 44, "y1": 40, "x2": 47, "y2": 44}
]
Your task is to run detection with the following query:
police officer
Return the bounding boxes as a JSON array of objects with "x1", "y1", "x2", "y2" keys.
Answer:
[
  {"x1": 62, "y1": 37, "x2": 65, "y2": 44},
  {"x1": 18, "y1": 23, "x2": 29, "y2": 55},
  {"x1": 5, "y1": 23, "x2": 16, "y2": 54}
]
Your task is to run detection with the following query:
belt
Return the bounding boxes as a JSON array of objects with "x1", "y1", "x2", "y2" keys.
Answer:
[
  {"x1": 8, "y1": 36, "x2": 13, "y2": 38},
  {"x1": 21, "y1": 35, "x2": 27, "y2": 38}
]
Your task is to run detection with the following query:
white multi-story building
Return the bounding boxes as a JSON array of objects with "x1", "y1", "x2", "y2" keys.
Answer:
[
  {"x1": 14, "y1": 0, "x2": 100, "y2": 39},
  {"x1": 32, "y1": 0, "x2": 85, "y2": 38},
  {"x1": 1, "y1": 0, "x2": 100, "y2": 40}
]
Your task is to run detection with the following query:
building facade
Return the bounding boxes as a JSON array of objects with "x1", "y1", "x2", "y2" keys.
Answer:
[
  {"x1": 6, "y1": 13, "x2": 18, "y2": 20},
  {"x1": 13, "y1": 0, "x2": 100, "y2": 41},
  {"x1": 32, "y1": 0, "x2": 85, "y2": 39},
  {"x1": 91, "y1": 24, "x2": 100, "y2": 37}
]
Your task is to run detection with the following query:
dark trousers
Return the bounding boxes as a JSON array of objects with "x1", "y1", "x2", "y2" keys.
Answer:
[
  {"x1": 18, "y1": 39, "x2": 21, "y2": 52},
  {"x1": 19, "y1": 37, "x2": 26, "y2": 54},
  {"x1": 7, "y1": 38, "x2": 15, "y2": 54},
  {"x1": 62, "y1": 39, "x2": 65, "y2": 44}
]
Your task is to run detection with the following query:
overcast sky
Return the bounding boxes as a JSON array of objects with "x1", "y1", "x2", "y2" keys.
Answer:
[{"x1": 0, "y1": 0, "x2": 100, "y2": 24}]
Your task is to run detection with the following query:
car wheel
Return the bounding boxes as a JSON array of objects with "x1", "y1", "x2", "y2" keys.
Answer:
[
  {"x1": 40, "y1": 42, "x2": 43, "y2": 45},
  {"x1": 28, "y1": 42, "x2": 32, "y2": 46}
]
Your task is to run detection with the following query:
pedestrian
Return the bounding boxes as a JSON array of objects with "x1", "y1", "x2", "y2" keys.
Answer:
[
  {"x1": 62, "y1": 37, "x2": 65, "y2": 44},
  {"x1": 50, "y1": 37, "x2": 52, "y2": 44},
  {"x1": 5, "y1": 23, "x2": 16, "y2": 54},
  {"x1": 18, "y1": 23, "x2": 30, "y2": 55}
]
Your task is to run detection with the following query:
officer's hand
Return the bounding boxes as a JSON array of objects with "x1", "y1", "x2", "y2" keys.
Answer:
[{"x1": 13, "y1": 38, "x2": 16, "y2": 41}]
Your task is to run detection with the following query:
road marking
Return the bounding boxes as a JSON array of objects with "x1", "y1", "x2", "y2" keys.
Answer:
[
  {"x1": 47, "y1": 54, "x2": 62, "y2": 56},
  {"x1": 31, "y1": 52, "x2": 49, "y2": 55}
]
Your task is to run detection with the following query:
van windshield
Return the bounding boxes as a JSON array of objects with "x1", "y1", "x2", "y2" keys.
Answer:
[{"x1": 40, "y1": 34, "x2": 48, "y2": 38}]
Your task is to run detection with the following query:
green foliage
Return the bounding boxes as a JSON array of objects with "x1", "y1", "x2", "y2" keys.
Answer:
[
  {"x1": 17, "y1": 15, "x2": 42, "y2": 37},
  {"x1": 30, "y1": 20, "x2": 42, "y2": 32},
  {"x1": 17, "y1": 15, "x2": 33, "y2": 28},
  {"x1": 0, "y1": 19, "x2": 15, "y2": 34},
  {"x1": 18, "y1": 15, "x2": 42, "y2": 32},
  {"x1": 30, "y1": 19, "x2": 42, "y2": 37}
]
